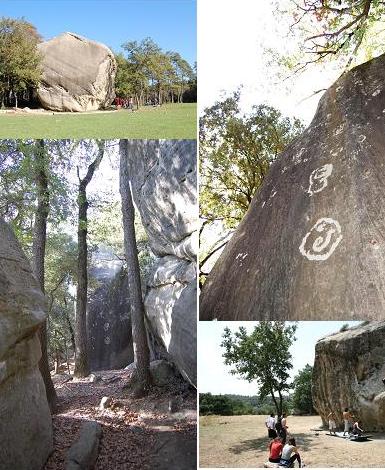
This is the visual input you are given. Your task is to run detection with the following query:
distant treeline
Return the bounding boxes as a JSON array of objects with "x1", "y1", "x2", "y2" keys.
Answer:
[{"x1": 199, "y1": 393, "x2": 293, "y2": 416}]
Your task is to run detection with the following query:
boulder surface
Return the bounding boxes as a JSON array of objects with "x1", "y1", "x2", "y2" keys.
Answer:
[
  {"x1": 200, "y1": 53, "x2": 385, "y2": 320},
  {"x1": 312, "y1": 321, "x2": 385, "y2": 431},
  {"x1": 120, "y1": 140, "x2": 197, "y2": 386},
  {"x1": 88, "y1": 266, "x2": 134, "y2": 371},
  {"x1": 0, "y1": 218, "x2": 53, "y2": 469},
  {"x1": 37, "y1": 32, "x2": 116, "y2": 112}
]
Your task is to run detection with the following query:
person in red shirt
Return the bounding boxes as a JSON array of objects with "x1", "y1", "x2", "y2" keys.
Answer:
[{"x1": 268, "y1": 436, "x2": 283, "y2": 463}]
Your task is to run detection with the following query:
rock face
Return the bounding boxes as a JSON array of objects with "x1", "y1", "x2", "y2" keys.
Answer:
[
  {"x1": 200, "y1": 53, "x2": 385, "y2": 320},
  {"x1": 120, "y1": 140, "x2": 197, "y2": 386},
  {"x1": 37, "y1": 32, "x2": 116, "y2": 112},
  {"x1": 312, "y1": 322, "x2": 385, "y2": 431},
  {"x1": 88, "y1": 253, "x2": 134, "y2": 371},
  {"x1": 66, "y1": 421, "x2": 102, "y2": 470},
  {"x1": 0, "y1": 218, "x2": 53, "y2": 469}
]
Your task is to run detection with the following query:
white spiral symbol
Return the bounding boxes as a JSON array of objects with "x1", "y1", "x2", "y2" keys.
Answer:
[
  {"x1": 299, "y1": 218, "x2": 342, "y2": 261},
  {"x1": 308, "y1": 164, "x2": 333, "y2": 196}
]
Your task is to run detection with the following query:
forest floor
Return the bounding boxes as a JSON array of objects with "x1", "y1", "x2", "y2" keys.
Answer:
[
  {"x1": 0, "y1": 103, "x2": 196, "y2": 139},
  {"x1": 44, "y1": 368, "x2": 197, "y2": 470},
  {"x1": 200, "y1": 414, "x2": 385, "y2": 468}
]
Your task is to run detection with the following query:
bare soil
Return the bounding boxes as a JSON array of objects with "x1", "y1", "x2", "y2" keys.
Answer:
[
  {"x1": 199, "y1": 414, "x2": 385, "y2": 468},
  {"x1": 44, "y1": 369, "x2": 196, "y2": 470}
]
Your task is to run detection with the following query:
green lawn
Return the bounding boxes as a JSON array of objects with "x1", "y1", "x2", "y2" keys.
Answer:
[{"x1": 0, "y1": 103, "x2": 197, "y2": 139}]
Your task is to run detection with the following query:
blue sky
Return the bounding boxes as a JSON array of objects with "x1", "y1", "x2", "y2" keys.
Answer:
[
  {"x1": 0, "y1": 0, "x2": 196, "y2": 65},
  {"x1": 198, "y1": 321, "x2": 361, "y2": 395}
]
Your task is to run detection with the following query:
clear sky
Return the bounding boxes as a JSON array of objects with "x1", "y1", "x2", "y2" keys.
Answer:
[
  {"x1": 0, "y1": 0, "x2": 196, "y2": 65},
  {"x1": 198, "y1": 321, "x2": 361, "y2": 396}
]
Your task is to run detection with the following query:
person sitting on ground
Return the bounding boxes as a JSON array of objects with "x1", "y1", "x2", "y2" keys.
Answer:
[
  {"x1": 268, "y1": 436, "x2": 283, "y2": 463},
  {"x1": 343, "y1": 408, "x2": 353, "y2": 436},
  {"x1": 266, "y1": 413, "x2": 277, "y2": 439},
  {"x1": 279, "y1": 437, "x2": 302, "y2": 468},
  {"x1": 352, "y1": 420, "x2": 364, "y2": 436},
  {"x1": 327, "y1": 412, "x2": 337, "y2": 435}
]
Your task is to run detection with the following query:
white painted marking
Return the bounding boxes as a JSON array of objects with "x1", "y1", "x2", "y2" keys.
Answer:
[
  {"x1": 299, "y1": 218, "x2": 342, "y2": 261},
  {"x1": 308, "y1": 164, "x2": 333, "y2": 196}
]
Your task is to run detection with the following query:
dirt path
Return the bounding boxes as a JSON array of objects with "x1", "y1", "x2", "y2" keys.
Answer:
[
  {"x1": 200, "y1": 415, "x2": 385, "y2": 468},
  {"x1": 44, "y1": 369, "x2": 196, "y2": 470}
]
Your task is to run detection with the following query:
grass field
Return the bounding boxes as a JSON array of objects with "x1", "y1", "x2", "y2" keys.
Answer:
[
  {"x1": 0, "y1": 103, "x2": 196, "y2": 139},
  {"x1": 200, "y1": 414, "x2": 385, "y2": 468}
]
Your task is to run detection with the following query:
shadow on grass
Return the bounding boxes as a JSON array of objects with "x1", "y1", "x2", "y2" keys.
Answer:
[{"x1": 228, "y1": 433, "x2": 314, "y2": 455}]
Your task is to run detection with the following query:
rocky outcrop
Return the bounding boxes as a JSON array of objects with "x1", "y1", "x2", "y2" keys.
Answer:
[
  {"x1": 312, "y1": 321, "x2": 385, "y2": 431},
  {"x1": 88, "y1": 267, "x2": 134, "y2": 371},
  {"x1": 120, "y1": 140, "x2": 197, "y2": 386},
  {"x1": 201, "y1": 53, "x2": 385, "y2": 320},
  {"x1": 0, "y1": 218, "x2": 53, "y2": 469},
  {"x1": 37, "y1": 32, "x2": 116, "y2": 112},
  {"x1": 66, "y1": 421, "x2": 102, "y2": 470}
]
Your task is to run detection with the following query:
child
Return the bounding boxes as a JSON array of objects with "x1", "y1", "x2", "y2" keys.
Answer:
[
  {"x1": 327, "y1": 412, "x2": 337, "y2": 435},
  {"x1": 352, "y1": 420, "x2": 363, "y2": 436},
  {"x1": 343, "y1": 408, "x2": 353, "y2": 436}
]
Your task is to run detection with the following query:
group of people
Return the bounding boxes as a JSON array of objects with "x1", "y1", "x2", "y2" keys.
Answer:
[
  {"x1": 328, "y1": 408, "x2": 364, "y2": 436},
  {"x1": 265, "y1": 413, "x2": 302, "y2": 468},
  {"x1": 114, "y1": 96, "x2": 135, "y2": 111}
]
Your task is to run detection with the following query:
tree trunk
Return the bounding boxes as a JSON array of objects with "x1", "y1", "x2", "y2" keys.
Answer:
[
  {"x1": 74, "y1": 142, "x2": 105, "y2": 377},
  {"x1": 119, "y1": 141, "x2": 151, "y2": 395},
  {"x1": 31, "y1": 139, "x2": 58, "y2": 413}
]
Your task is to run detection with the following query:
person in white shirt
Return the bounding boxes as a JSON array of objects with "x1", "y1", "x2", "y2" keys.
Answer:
[
  {"x1": 328, "y1": 412, "x2": 337, "y2": 435},
  {"x1": 280, "y1": 413, "x2": 288, "y2": 444},
  {"x1": 280, "y1": 437, "x2": 301, "y2": 468},
  {"x1": 265, "y1": 413, "x2": 277, "y2": 439}
]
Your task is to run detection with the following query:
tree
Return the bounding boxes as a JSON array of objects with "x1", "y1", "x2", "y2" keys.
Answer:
[
  {"x1": 199, "y1": 90, "x2": 304, "y2": 282},
  {"x1": 0, "y1": 17, "x2": 42, "y2": 107},
  {"x1": 30, "y1": 139, "x2": 57, "y2": 411},
  {"x1": 221, "y1": 322, "x2": 297, "y2": 416},
  {"x1": 74, "y1": 141, "x2": 105, "y2": 377},
  {"x1": 292, "y1": 364, "x2": 315, "y2": 415},
  {"x1": 119, "y1": 141, "x2": 151, "y2": 395},
  {"x1": 283, "y1": 0, "x2": 385, "y2": 72}
]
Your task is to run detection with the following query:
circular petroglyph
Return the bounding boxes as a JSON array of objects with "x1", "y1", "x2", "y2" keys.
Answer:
[
  {"x1": 308, "y1": 164, "x2": 333, "y2": 196},
  {"x1": 299, "y1": 218, "x2": 342, "y2": 261}
]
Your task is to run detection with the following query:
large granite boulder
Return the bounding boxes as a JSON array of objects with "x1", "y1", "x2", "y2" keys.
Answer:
[
  {"x1": 200, "y1": 53, "x2": 385, "y2": 320},
  {"x1": 120, "y1": 140, "x2": 197, "y2": 386},
  {"x1": 0, "y1": 218, "x2": 53, "y2": 469},
  {"x1": 312, "y1": 322, "x2": 385, "y2": 431},
  {"x1": 37, "y1": 32, "x2": 116, "y2": 112},
  {"x1": 88, "y1": 267, "x2": 134, "y2": 371}
]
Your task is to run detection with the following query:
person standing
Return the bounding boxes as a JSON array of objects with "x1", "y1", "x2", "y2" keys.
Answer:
[
  {"x1": 343, "y1": 408, "x2": 353, "y2": 436},
  {"x1": 265, "y1": 413, "x2": 277, "y2": 439},
  {"x1": 281, "y1": 413, "x2": 288, "y2": 444},
  {"x1": 328, "y1": 412, "x2": 337, "y2": 435}
]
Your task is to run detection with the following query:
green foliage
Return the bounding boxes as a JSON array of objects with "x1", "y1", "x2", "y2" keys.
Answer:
[
  {"x1": 291, "y1": 364, "x2": 315, "y2": 415},
  {"x1": 199, "y1": 393, "x2": 255, "y2": 416},
  {"x1": 88, "y1": 200, "x2": 154, "y2": 284},
  {"x1": 221, "y1": 322, "x2": 297, "y2": 415},
  {"x1": 200, "y1": 90, "x2": 304, "y2": 228},
  {"x1": 199, "y1": 393, "x2": 293, "y2": 416},
  {"x1": 116, "y1": 37, "x2": 196, "y2": 105},
  {"x1": 0, "y1": 17, "x2": 42, "y2": 107},
  {"x1": 280, "y1": 0, "x2": 385, "y2": 71}
]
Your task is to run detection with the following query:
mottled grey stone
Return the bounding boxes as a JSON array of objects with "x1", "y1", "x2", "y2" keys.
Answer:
[
  {"x1": 120, "y1": 140, "x2": 197, "y2": 386},
  {"x1": 0, "y1": 218, "x2": 53, "y2": 470},
  {"x1": 201, "y1": 53, "x2": 385, "y2": 320},
  {"x1": 37, "y1": 32, "x2": 116, "y2": 112},
  {"x1": 312, "y1": 321, "x2": 385, "y2": 431}
]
